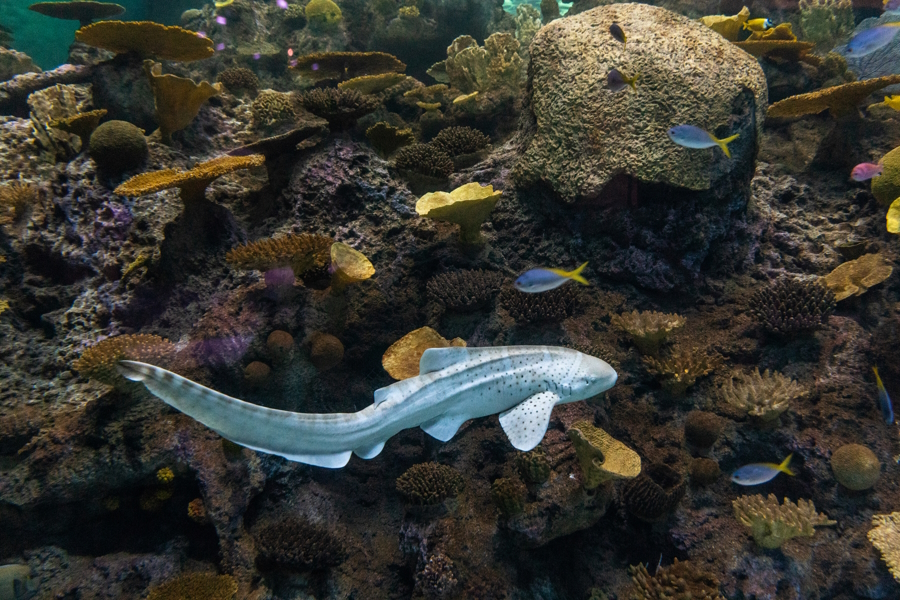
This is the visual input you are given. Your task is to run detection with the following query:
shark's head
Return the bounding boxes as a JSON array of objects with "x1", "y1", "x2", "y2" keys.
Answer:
[{"x1": 566, "y1": 352, "x2": 618, "y2": 402}]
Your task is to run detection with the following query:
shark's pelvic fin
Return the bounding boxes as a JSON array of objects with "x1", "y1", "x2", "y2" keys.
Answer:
[
  {"x1": 420, "y1": 413, "x2": 469, "y2": 441},
  {"x1": 278, "y1": 450, "x2": 353, "y2": 468},
  {"x1": 419, "y1": 347, "x2": 472, "y2": 375},
  {"x1": 353, "y1": 441, "x2": 386, "y2": 459},
  {"x1": 499, "y1": 391, "x2": 559, "y2": 451}
]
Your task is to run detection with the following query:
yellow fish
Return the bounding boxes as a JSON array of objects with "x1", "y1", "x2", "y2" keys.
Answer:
[
  {"x1": 214, "y1": 0, "x2": 235, "y2": 7},
  {"x1": 743, "y1": 18, "x2": 774, "y2": 32},
  {"x1": 873, "y1": 95, "x2": 900, "y2": 111}
]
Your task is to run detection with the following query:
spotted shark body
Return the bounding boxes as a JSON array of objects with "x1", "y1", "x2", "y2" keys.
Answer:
[{"x1": 118, "y1": 345, "x2": 617, "y2": 468}]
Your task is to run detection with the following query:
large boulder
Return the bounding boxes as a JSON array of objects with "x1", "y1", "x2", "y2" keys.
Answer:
[{"x1": 513, "y1": 2, "x2": 767, "y2": 202}]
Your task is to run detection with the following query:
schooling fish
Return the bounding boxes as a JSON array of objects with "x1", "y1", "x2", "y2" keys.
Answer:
[
  {"x1": 851, "y1": 162, "x2": 884, "y2": 181},
  {"x1": 610, "y1": 22, "x2": 627, "y2": 49},
  {"x1": 0, "y1": 565, "x2": 37, "y2": 600},
  {"x1": 743, "y1": 18, "x2": 774, "y2": 32},
  {"x1": 731, "y1": 454, "x2": 794, "y2": 486},
  {"x1": 607, "y1": 69, "x2": 639, "y2": 92},
  {"x1": 874, "y1": 367, "x2": 894, "y2": 424},
  {"x1": 514, "y1": 262, "x2": 590, "y2": 293},
  {"x1": 846, "y1": 24, "x2": 900, "y2": 56},
  {"x1": 667, "y1": 125, "x2": 739, "y2": 158}
]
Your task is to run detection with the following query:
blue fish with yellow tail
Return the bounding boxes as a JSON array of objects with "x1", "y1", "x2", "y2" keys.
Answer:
[
  {"x1": 874, "y1": 367, "x2": 894, "y2": 424},
  {"x1": 514, "y1": 262, "x2": 589, "y2": 293},
  {"x1": 731, "y1": 454, "x2": 794, "y2": 486},
  {"x1": 846, "y1": 24, "x2": 900, "y2": 56},
  {"x1": 667, "y1": 125, "x2": 739, "y2": 158}
]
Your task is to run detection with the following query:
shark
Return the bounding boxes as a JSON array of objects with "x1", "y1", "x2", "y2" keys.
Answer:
[{"x1": 117, "y1": 345, "x2": 618, "y2": 468}]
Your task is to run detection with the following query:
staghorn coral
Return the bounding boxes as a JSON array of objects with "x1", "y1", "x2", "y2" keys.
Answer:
[
  {"x1": 869, "y1": 512, "x2": 900, "y2": 582},
  {"x1": 225, "y1": 233, "x2": 333, "y2": 276},
  {"x1": 430, "y1": 126, "x2": 490, "y2": 158},
  {"x1": 396, "y1": 462, "x2": 465, "y2": 505},
  {"x1": 491, "y1": 476, "x2": 527, "y2": 516},
  {"x1": 309, "y1": 332, "x2": 344, "y2": 371},
  {"x1": 394, "y1": 143, "x2": 454, "y2": 179},
  {"x1": 144, "y1": 60, "x2": 220, "y2": 144},
  {"x1": 29, "y1": 2, "x2": 124, "y2": 27},
  {"x1": 146, "y1": 572, "x2": 237, "y2": 600},
  {"x1": 733, "y1": 494, "x2": 835, "y2": 549},
  {"x1": 515, "y1": 447, "x2": 551, "y2": 484},
  {"x1": 643, "y1": 347, "x2": 722, "y2": 395},
  {"x1": 382, "y1": 327, "x2": 465, "y2": 380},
  {"x1": 89, "y1": 120, "x2": 148, "y2": 174},
  {"x1": 683, "y1": 411, "x2": 723, "y2": 452},
  {"x1": 217, "y1": 67, "x2": 258, "y2": 95},
  {"x1": 250, "y1": 89, "x2": 296, "y2": 128},
  {"x1": 767, "y1": 75, "x2": 900, "y2": 118},
  {"x1": 254, "y1": 517, "x2": 346, "y2": 571},
  {"x1": 621, "y1": 463, "x2": 686, "y2": 522},
  {"x1": 568, "y1": 420, "x2": 641, "y2": 489},
  {"x1": 831, "y1": 443, "x2": 881, "y2": 490},
  {"x1": 500, "y1": 285, "x2": 577, "y2": 323},
  {"x1": 297, "y1": 87, "x2": 380, "y2": 129},
  {"x1": 629, "y1": 559, "x2": 724, "y2": 600},
  {"x1": 720, "y1": 368, "x2": 805, "y2": 421},
  {"x1": 415, "y1": 183, "x2": 502, "y2": 244},
  {"x1": 748, "y1": 278, "x2": 835, "y2": 335},
  {"x1": 610, "y1": 309, "x2": 685, "y2": 357},
  {"x1": 366, "y1": 122, "x2": 415, "y2": 158},
  {"x1": 820, "y1": 253, "x2": 893, "y2": 301},
  {"x1": 292, "y1": 51, "x2": 406, "y2": 83},
  {"x1": 799, "y1": 0, "x2": 854, "y2": 50},
  {"x1": 0, "y1": 180, "x2": 41, "y2": 224},
  {"x1": 426, "y1": 269, "x2": 504, "y2": 312},
  {"x1": 48, "y1": 108, "x2": 106, "y2": 148},
  {"x1": 74, "y1": 334, "x2": 174, "y2": 385},
  {"x1": 75, "y1": 21, "x2": 214, "y2": 62},
  {"x1": 330, "y1": 242, "x2": 375, "y2": 293}
]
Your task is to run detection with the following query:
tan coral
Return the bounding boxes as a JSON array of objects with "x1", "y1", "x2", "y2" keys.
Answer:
[
  {"x1": 114, "y1": 154, "x2": 265, "y2": 205},
  {"x1": 610, "y1": 309, "x2": 685, "y2": 357},
  {"x1": 567, "y1": 420, "x2": 641, "y2": 489},
  {"x1": 698, "y1": 6, "x2": 749, "y2": 42},
  {"x1": 767, "y1": 75, "x2": 900, "y2": 118},
  {"x1": 869, "y1": 512, "x2": 900, "y2": 582},
  {"x1": 748, "y1": 22, "x2": 797, "y2": 41},
  {"x1": 365, "y1": 122, "x2": 415, "y2": 158},
  {"x1": 226, "y1": 233, "x2": 333, "y2": 277},
  {"x1": 733, "y1": 494, "x2": 835, "y2": 549},
  {"x1": 440, "y1": 33, "x2": 523, "y2": 94},
  {"x1": 75, "y1": 21, "x2": 214, "y2": 62},
  {"x1": 292, "y1": 51, "x2": 406, "y2": 83},
  {"x1": 643, "y1": 347, "x2": 722, "y2": 395},
  {"x1": 720, "y1": 368, "x2": 805, "y2": 421},
  {"x1": 0, "y1": 180, "x2": 42, "y2": 225},
  {"x1": 629, "y1": 559, "x2": 725, "y2": 600},
  {"x1": 74, "y1": 334, "x2": 175, "y2": 385},
  {"x1": 338, "y1": 72, "x2": 407, "y2": 94},
  {"x1": 48, "y1": 108, "x2": 107, "y2": 147},
  {"x1": 382, "y1": 326, "x2": 466, "y2": 380},
  {"x1": 415, "y1": 182, "x2": 502, "y2": 244},
  {"x1": 820, "y1": 253, "x2": 893, "y2": 301},
  {"x1": 404, "y1": 84, "x2": 451, "y2": 103},
  {"x1": 144, "y1": 60, "x2": 220, "y2": 144},
  {"x1": 330, "y1": 242, "x2": 375, "y2": 293}
]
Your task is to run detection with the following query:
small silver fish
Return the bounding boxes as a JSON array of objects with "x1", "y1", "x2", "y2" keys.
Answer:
[
  {"x1": 514, "y1": 262, "x2": 589, "y2": 293},
  {"x1": 731, "y1": 454, "x2": 794, "y2": 486},
  {"x1": 874, "y1": 367, "x2": 894, "y2": 424}
]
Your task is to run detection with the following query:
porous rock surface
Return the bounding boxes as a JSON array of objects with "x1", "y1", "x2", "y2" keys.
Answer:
[{"x1": 513, "y1": 2, "x2": 767, "y2": 201}]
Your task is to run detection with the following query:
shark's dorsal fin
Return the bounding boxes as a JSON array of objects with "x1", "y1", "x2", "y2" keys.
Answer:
[
  {"x1": 498, "y1": 391, "x2": 559, "y2": 451},
  {"x1": 419, "y1": 347, "x2": 472, "y2": 375},
  {"x1": 353, "y1": 441, "x2": 386, "y2": 459},
  {"x1": 420, "y1": 413, "x2": 469, "y2": 441}
]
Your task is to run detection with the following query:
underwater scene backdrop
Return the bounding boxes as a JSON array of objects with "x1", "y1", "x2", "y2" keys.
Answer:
[{"x1": 2, "y1": 0, "x2": 900, "y2": 598}]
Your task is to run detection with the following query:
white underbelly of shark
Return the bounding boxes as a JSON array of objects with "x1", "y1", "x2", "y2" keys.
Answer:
[{"x1": 117, "y1": 345, "x2": 618, "y2": 468}]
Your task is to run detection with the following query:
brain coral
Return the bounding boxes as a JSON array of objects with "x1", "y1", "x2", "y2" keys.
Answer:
[{"x1": 512, "y1": 3, "x2": 767, "y2": 202}]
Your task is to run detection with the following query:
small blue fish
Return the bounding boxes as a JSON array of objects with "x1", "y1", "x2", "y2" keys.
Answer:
[
  {"x1": 846, "y1": 24, "x2": 900, "y2": 56},
  {"x1": 607, "y1": 68, "x2": 639, "y2": 92},
  {"x1": 667, "y1": 125, "x2": 739, "y2": 158},
  {"x1": 874, "y1": 367, "x2": 894, "y2": 424},
  {"x1": 731, "y1": 454, "x2": 794, "y2": 486},
  {"x1": 514, "y1": 261, "x2": 589, "y2": 293}
]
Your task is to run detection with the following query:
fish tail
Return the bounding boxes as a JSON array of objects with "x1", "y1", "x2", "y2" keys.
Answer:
[
  {"x1": 742, "y1": 21, "x2": 750, "y2": 30},
  {"x1": 778, "y1": 453, "x2": 795, "y2": 476},
  {"x1": 875, "y1": 366, "x2": 884, "y2": 387},
  {"x1": 628, "y1": 74, "x2": 639, "y2": 90},
  {"x1": 567, "y1": 261, "x2": 590, "y2": 285},
  {"x1": 715, "y1": 133, "x2": 739, "y2": 158}
]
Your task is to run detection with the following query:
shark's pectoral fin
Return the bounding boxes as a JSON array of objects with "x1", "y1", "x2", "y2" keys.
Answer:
[
  {"x1": 499, "y1": 391, "x2": 559, "y2": 451},
  {"x1": 354, "y1": 441, "x2": 386, "y2": 459},
  {"x1": 420, "y1": 413, "x2": 469, "y2": 441}
]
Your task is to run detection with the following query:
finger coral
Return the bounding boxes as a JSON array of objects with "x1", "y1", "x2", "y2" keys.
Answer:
[
  {"x1": 610, "y1": 309, "x2": 686, "y2": 357},
  {"x1": 868, "y1": 512, "x2": 900, "y2": 582},
  {"x1": 366, "y1": 122, "x2": 415, "y2": 158},
  {"x1": 416, "y1": 182, "x2": 502, "y2": 244},
  {"x1": 146, "y1": 572, "x2": 237, "y2": 600},
  {"x1": 629, "y1": 559, "x2": 724, "y2": 600},
  {"x1": 225, "y1": 233, "x2": 333, "y2": 277},
  {"x1": 491, "y1": 476, "x2": 527, "y2": 516},
  {"x1": 292, "y1": 51, "x2": 406, "y2": 83},
  {"x1": 732, "y1": 494, "x2": 835, "y2": 549},
  {"x1": 515, "y1": 447, "x2": 551, "y2": 484},
  {"x1": 382, "y1": 326, "x2": 465, "y2": 380},
  {"x1": 500, "y1": 285, "x2": 578, "y2": 323},
  {"x1": 396, "y1": 462, "x2": 465, "y2": 505},
  {"x1": 568, "y1": 420, "x2": 641, "y2": 489},
  {"x1": 394, "y1": 143, "x2": 454, "y2": 179},
  {"x1": 426, "y1": 269, "x2": 504, "y2": 312},
  {"x1": 297, "y1": 87, "x2": 380, "y2": 130},
  {"x1": 74, "y1": 334, "x2": 175, "y2": 385},
  {"x1": 643, "y1": 347, "x2": 722, "y2": 395},
  {"x1": 720, "y1": 368, "x2": 805, "y2": 421},
  {"x1": 820, "y1": 253, "x2": 893, "y2": 301},
  {"x1": 621, "y1": 463, "x2": 686, "y2": 522},
  {"x1": 767, "y1": 75, "x2": 900, "y2": 118},
  {"x1": 144, "y1": 60, "x2": 220, "y2": 144},
  {"x1": 748, "y1": 278, "x2": 835, "y2": 335},
  {"x1": 216, "y1": 67, "x2": 258, "y2": 95},
  {"x1": 254, "y1": 517, "x2": 346, "y2": 571},
  {"x1": 75, "y1": 21, "x2": 215, "y2": 62}
]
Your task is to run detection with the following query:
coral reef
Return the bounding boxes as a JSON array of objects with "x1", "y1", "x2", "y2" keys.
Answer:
[
  {"x1": 435, "y1": 33, "x2": 523, "y2": 94},
  {"x1": 767, "y1": 76, "x2": 900, "y2": 118},
  {"x1": 75, "y1": 21, "x2": 215, "y2": 62},
  {"x1": 500, "y1": 285, "x2": 577, "y2": 323},
  {"x1": 830, "y1": 443, "x2": 881, "y2": 490},
  {"x1": 292, "y1": 51, "x2": 406, "y2": 83},
  {"x1": 394, "y1": 143, "x2": 454, "y2": 179},
  {"x1": 73, "y1": 334, "x2": 174, "y2": 385},
  {"x1": 216, "y1": 67, "x2": 258, "y2": 96},
  {"x1": 567, "y1": 420, "x2": 641, "y2": 489},
  {"x1": 146, "y1": 572, "x2": 237, "y2": 600},
  {"x1": 821, "y1": 253, "x2": 893, "y2": 301},
  {"x1": 144, "y1": 60, "x2": 219, "y2": 144},
  {"x1": 720, "y1": 368, "x2": 806, "y2": 421},
  {"x1": 733, "y1": 494, "x2": 836, "y2": 549},
  {"x1": 415, "y1": 182, "x2": 501, "y2": 244},
  {"x1": 869, "y1": 512, "x2": 900, "y2": 582},
  {"x1": 225, "y1": 233, "x2": 333, "y2": 277},
  {"x1": 426, "y1": 269, "x2": 504, "y2": 312},
  {"x1": 365, "y1": 121, "x2": 415, "y2": 158},
  {"x1": 0, "y1": 180, "x2": 41, "y2": 224},
  {"x1": 396, "y1": 462, "x2": 465, "y2": 505},
  {"x1": 88, "y1": 120, "x2": 148, "y2": 174},
  {"x1": 748, "y1": 278, "x2": 836, "y2": 335},
  {"x1": 29, "y1": 2, "x2": 125, "y2": 27},
  {"x1": 515, "y1": 447, "x2": 551, "y2": 484},
  {"x1": 798, "y1": 0, "x2": 854, "y2": 50},
  {"x1": 643, "y1": 347, "x2": 722, "y2": 395},
  {"x1": 298, "y1": 88, "x2": 380, "y2": 130},
  {"x1": 628, "y1": 559, "x2": 724, "y2": 600},
  {"x1": 621, "y1": 463, "x2": 686, "y2": 522},
  {"x1": 305, "y1": 0, "x2": 343, "y2": 33},
  {"x1": 254, "y1": 517, "x2": 346, "y2": 571},
  {"x1": 243, "y1": 361, "x2": 271, "y2": 385},
  {"x1": 48, "y1": 108, "x2": 106, "y2": 148},
  {"x1": 491, "y1": 477, "x2": 527, "y2": 516},
  {"x1": 250, "y1": 90, "x2": 296, "y2": 128},
  {"x1": 610, "y1": 310, "x2": 686, "y2": 357},
  {"x1": 430, "y1": 126, "x2": 490, "y2": 158}
]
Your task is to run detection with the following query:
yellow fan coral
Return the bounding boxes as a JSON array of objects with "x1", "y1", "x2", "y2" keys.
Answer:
[
  {"x1": 888, "y1": 198, "x2": 900, "y2": 234},
  {"x1": 733, "y1": 494, "x2": 835, "y2": 549},
  {"x1": 568, "y1": 420, "x2": 641, "y2": 489},
  {"x1": 75, "y1": 21, "x2": 214, "y2": 62},
  {"x1": 382, "y1": 326, "x2": 466, "y2": 380},
  {"x1": 415, "y1": 182, "x2": 502, "y2": 244},
  {"x1": 144, "y1": 60, "x2": 220, "y2": 144},
  {"x1": 698, "y1": 6, "x2": 749, "y2": 42},
  {"x1": 330, "y1": 242, "x2": 375, "y2": 293}
]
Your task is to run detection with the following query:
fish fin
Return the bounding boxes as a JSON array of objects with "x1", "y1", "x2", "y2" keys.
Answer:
[
  {"x1": 374, "y1": 384, "x2": 403, "y2": 406},
  {"x1": 419, "y1": 347, "x2": 471, "y2": 375},
  {"x1": 777, "y1": 453, "x2": 795, "y2": 476},
  {"x1": 420, "y1": 413, "x2": 469, "y2": 441},
  {"x1": 568, "y1": 261, "x2": 590, "y2": 285},
  {"x1": 243, "y1": 444, "x2": 353, "y2": 468},
  {"x1": 498, "y1": 391, "x2": 559, "y2": 451},
  {"x1": 715, "y1": 133, "x2": 739, "y2": 158},
  {"x1": 742, "y1": 22, "x2": 749, "y2": 30},
  {"x1": 353, "y1": 441, "x2": 386, "y2": 459}
]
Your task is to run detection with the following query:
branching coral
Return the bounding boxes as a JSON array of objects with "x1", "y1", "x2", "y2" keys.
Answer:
[
  {"x1": 799, "y1": 0, "x2": 854, "y2": 50},
  {"x1": 733, "y1": 494, "x2": 835, "y2": 549},
  {"x1": 748, "y1": 278, "x2": 835, "y2": 335},
  {"x1": 643, "y1": 347, "x2": 722, "y2": 395},
  {"x1": 629, "y1": 559, "x2": 724, "y2": 600},
  {"x1": 415, "y1": 183, "x2": 502, "y2": 244},
  {"x1": 610, "y1": 309, "x2": 685, "y2": 357},
  {"x1": 254, "y1": 517, "x2": 346, "y2": 571},
  {"x1": 297, "y1": 87, "x2": 380, "y2": 129},
  {"x1": 820, "y1": 253, "x2": 893, "y2": 301},
  {"x1": 491, "y1": 477, "x2": 527, "y2": 516},
  {"x1": 74, "y1": 334, "x2": 175, "y2": 385},
  {"x1": 568, "y1": 420, "x2": 641, "y2": 489},
  {"x1": 430, "y1": 126, "x2": 490, "y2": 158},
  {"x1": 217, "y1": 67, "x2": 258, "y2": 95},
  {"x1": 0, "y1": 180, "x2": 41, "y2": 225},
  {"x1": 144, "y1": 60, "x2": 220, "y2": 144},
  {"x1": 75, "y1": 21, "x2": 214, "y2": 62},
  {"x1": 720, "y1": 368, "x2": 806, "y2": 421},
  {"x1": 226, "y1": 233, "x2": 333, "y2": 277},
  {"x1": 394, "y1": 143, "x2": 454, "y2": 178},
  {"x1": 621, "y1": 463, "x2": 686, "y2": 522},
  {"x1": 396, "y1": 462, "x2": 465, "y2": 505},
  {"x1": 500, "y1": 285, "x2": 577, "y2": 323},
  {"x1": 869, "y1": 512, "x2": 900, "y2": 582},
  {"x1": 433, "y1": 33, "x2": 524, "y2": 94},
  {"x1": 251, "y1": 90, "x2": 297, "y2": 128},
  {"x1": 426, "y1": 269, "x2": 504, "y2": 311},
  {"x1": 415, "y1": 552, "x2": 458, "y2": 599},
  {"x1": 147, "y1": 572, "x2": 237, "y2": 600}
]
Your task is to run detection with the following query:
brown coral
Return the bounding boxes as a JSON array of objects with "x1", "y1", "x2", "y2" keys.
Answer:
[
  {"x1": 254, "y1": 517, "x2": 346, "y2": 571},
  {"x1": 748, "y1": 278, "x2": 835, "y2": 335},
  {"x1": 683, "y1": 410, "x2": 723, "y2": 452},
  {"x1": 831, "y1": 443, "x2": 880, "y2": 491},
  {"x1": 29, "y1": 1, "x2": 125, "y2": 27},
  {"x1": 515, "y1": 447, "x2": 551, "y2": 484},
  {"x1": 610, "y1": 309, "x2": 685, "y2": 356},
  {"x1": 430, "y1": 126, "x2": 490, "y2": 157},
  {"x1": 733, "y1": 494, "x2": 835, "y2": 549},
  {"x1": 720, "y1": 368, "x2": 805, "y2": 421},
  {"x1": 250, "y1": 90, "x2": 297, "y2": 128},
  {"x1": 629, "y1": 559, "x2": 724, "y2": 600},
  {"x1": 643, "y1": 347, "x2": 722, "y2": 395},
  {"x1": 0, "y1": 180, "x2": 41, "y2": 225},
  {"x1": 217, "y1": 67, "x2": 258, "y2": 95},
  {"x1": 337, "y1": 72, "x2": 407, "y2": 94},
  {"x1": 820, "y1": 253, "x2": 893, "y2": 301},
  {"x1": 500, "y1": 285, "x2": 578, "y2": 323},
  {"x1": 309, "y1": 332, "x2": 344, "y2": 371},
  {"x1": 767, "y1": 75, "x2": 900, "y2": 118},
  {"x1": 75, "y1": 21, "x2": 214, "y2": 62},
  {"x1": 74, "y1": 334, "x2": 174, "y2": 385},
  {"x1": 394, "y1": 143, "x2": 454, "y2": 179},
  {"x1": 292, "y1": 51, "x2": 406, "y2": 82},
  {"x1": 621, "y1": 463, "x2": 686, "y2": 521},
  {"x1": 426, "y1": 269, "x2": 504, "y2": 312},
  {"x1": 365, "y1": 122, "x2": 415, "y2": 158},
  {"x1": 48, "y1": 108, "x2": 106, "y2": 147},
  {"x1": 491, "y1": 477, "x2": 527, "y2": 516},
  {"x1": 733, "y1": 40, "x2": 818, "y2": 64},
  {"x1": 868, "y1": 512, "x2": 900, "y2": 582},
  {"x1": 144, "y1": 60, "x2": 220, "y2": 144},
  {"x1": 396, "y1": 462, "x2": 465, "y2": 505},
  {"x1": 225, "y1": 233, "x2": 333, "y2": 276},
  {"x1": 266, "y1": 330, "x2": 294, "y2": 364},
  {"x1": 297, "y1": 87, "x2": 380, "y2": 129},
  {"x1": 147, "y1": 572, "x2": 237, "y2": 600}
]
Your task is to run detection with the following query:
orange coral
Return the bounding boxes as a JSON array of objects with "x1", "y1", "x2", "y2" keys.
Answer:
[
  {"x1": 74, "y1": 334, "x2": 175, "y2": 385},
  {"x1": 75, "y1": 21, "x2": 214, "y2": 62},
  {"x1": 767, "y1": 75, "x2": 900, "y2": 118},
  {"x1": 292, "y1": 51, "x2": 406, "y2": 82},
  {"x1": 225, "y1": 233, "x2": 333, "y2": 276}
]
